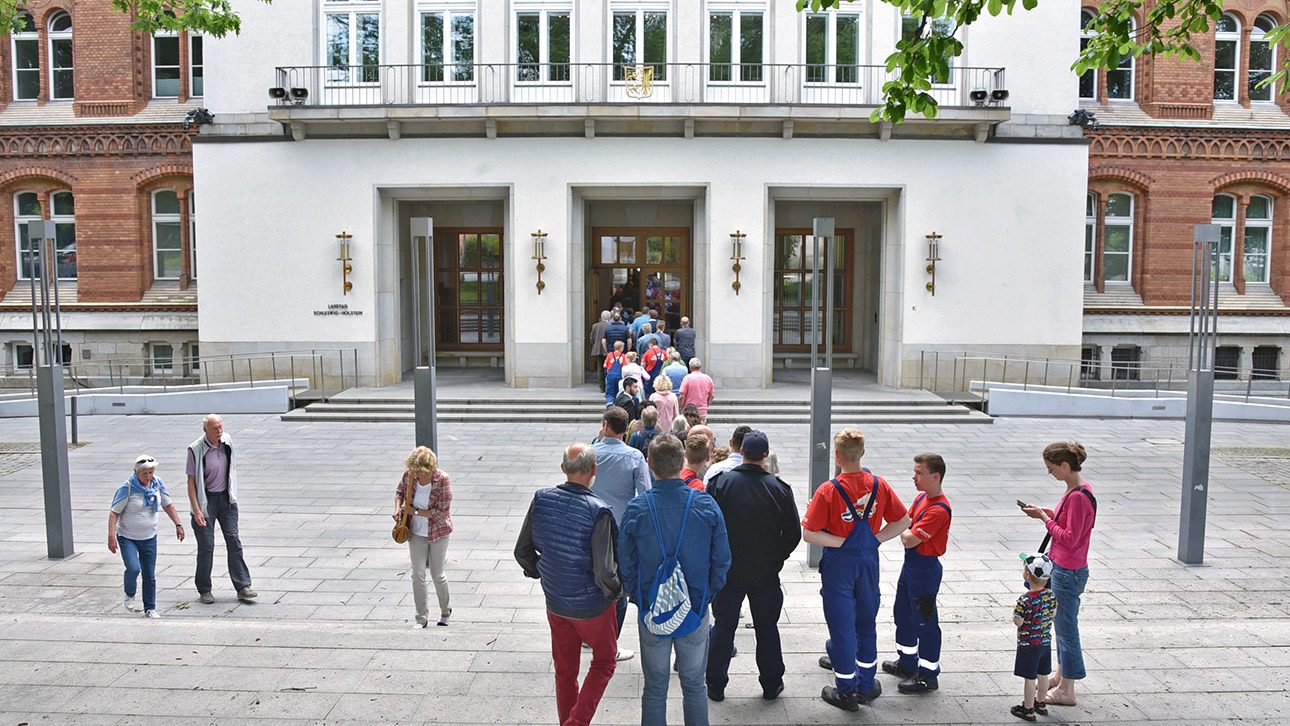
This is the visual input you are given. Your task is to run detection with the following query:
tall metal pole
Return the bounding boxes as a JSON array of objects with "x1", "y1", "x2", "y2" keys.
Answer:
[
  {"x1": 27, "y1": 220, "x2": 72, "y2": 559},
  {"x1": 1179, "y1": 224, "x2": 1220, "y2": 565},
  {"x1": 411, "y1": 217, "x2": 438, "y2": 453},
  {"x1": 808, "y1": 217, "x2": 835, "y2": 567}
]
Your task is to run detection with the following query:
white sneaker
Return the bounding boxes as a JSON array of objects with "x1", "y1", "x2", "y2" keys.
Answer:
[
  {"x1": 616, "y1": 648, "x2": 634, "y2": 662},
  {"x1": 412, "y1": 621, "x2": 428, "y2": 629},
  {"x1": 124, "y1": 596, "x2": 141, "y2": 612},
  {"x1": 437, "y1": 608, "x2": 452, "y2": 626},
  {"x1": 144, "y1": 610, "x2": 160, "y2": 619}
]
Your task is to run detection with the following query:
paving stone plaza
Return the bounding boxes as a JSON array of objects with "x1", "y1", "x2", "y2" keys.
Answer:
[{"x1": 1, "y1": 411, "x2": 1289, "y2": 725}]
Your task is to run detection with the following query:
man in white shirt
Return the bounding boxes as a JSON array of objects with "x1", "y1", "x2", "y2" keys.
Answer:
[{"x1": 703, "y1": 425, "x2": 752, "y2": 488}]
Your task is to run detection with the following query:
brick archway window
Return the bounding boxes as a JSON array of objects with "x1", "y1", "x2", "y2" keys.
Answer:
[
  {"x1": 1211, "y1": 193, "x2": 1237, "y2": 281},
  {"x1": 152, "y1": 189, "x2": 183, "y2": 279},
  {"x1": 1244, "y1": 194, "x2": 1273, "y2": 283},
  {"x1": 48, "y1": 11, "x2": 73, "y2": 100},
  {"x1": 1103, "y1": 192, "x2": 1134, "y2": 282},
  {"x1": 14, "y1": 190, "x2": 42, "y2": 279},
  {"x1": 1250, "y1": 14, "x2": 1278, "y2": 102},
  {"x1": 1215, "y1": 14, "x2": 1241, "y2": 101},
  {"x1": 10, "y1": 13, "x2": 39, "y2": 101}
]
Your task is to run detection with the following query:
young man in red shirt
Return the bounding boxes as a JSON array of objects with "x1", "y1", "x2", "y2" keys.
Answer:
[
  {"x1": 802, "y1": 428, "x2": 910, "y2": 711},
  {"x1": 884, "y1": 453, "x2": 952, "y2": 694}
]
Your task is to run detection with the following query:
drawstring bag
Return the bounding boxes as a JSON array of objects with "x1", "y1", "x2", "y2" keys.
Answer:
[{"x1": 639, "y1": 488, "x2": 705, "y2": 638}]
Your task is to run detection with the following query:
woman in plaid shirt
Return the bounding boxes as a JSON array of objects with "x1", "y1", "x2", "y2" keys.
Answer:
[{"x1": 394, "y1": 446, "x2": 454, "y2": 627}]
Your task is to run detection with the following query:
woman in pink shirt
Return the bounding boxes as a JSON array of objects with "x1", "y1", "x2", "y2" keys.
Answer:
[
  {"x1": 649, "y1": 373, "x2": 679, "y2": 432},
  {"x1": 1021, "y1": 442, "x2": 1096, "y2": 707}
]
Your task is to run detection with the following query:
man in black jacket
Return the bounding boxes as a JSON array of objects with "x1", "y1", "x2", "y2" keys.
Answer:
[
  {"x1": 515, "y1": 443, "x2": 625, "y2": 726},
  {"x1": 704, "y1": 430, "x2": 802, "y2": 702}
]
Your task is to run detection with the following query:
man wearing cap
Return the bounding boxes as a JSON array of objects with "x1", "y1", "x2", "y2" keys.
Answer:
[
  {"x1": 704, "y1": 430, "x2": 801, "y2": 701},
  {"x1": 186, "y1": 414, "x2": 256, "y2": 604}
]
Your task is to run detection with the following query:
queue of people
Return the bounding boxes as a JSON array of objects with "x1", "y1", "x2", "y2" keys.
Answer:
[
  {"x1": 514, "y1": 412, "x2": 1098, "y2": 725},
  {"x1": 105, "y1": 409, "x2": 1096, "y2": 726}
]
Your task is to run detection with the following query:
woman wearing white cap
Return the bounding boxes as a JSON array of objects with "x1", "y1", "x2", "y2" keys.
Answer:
[{"x1": 108, "y1": 455, "x2": 185, "y2": 618}]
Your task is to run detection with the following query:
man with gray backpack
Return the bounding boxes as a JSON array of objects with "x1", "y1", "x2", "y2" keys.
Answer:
[{"x1": 619, "y1": 434, "x2": 731, "y2": 726}]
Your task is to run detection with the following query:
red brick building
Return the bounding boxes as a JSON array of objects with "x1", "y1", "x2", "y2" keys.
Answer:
[
  {"x1": 1081, "y1": 2, "x2": 1290, "y2": 382},
  {"x1": 0, "y1": 0, "x2": 203, "y2": 377}
]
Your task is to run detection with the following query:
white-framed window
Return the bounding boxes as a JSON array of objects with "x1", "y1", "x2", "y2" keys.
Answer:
[
  {"x1": 1211, "y1": 193, "x2": 1236, "y2": 282},
  {"x1": 15, "y1": 342, "x2": 70, "y2": 368},
  {"x1": 1215, "y1": 13, "x2": 1240, "y2": 102},
  {"x1": 1250, "y1": 14, "x2": 1277, "y2": 102},
  {"x1": 901, "y1": 13, "x2": 956, "y2": 84},
  {"x1": 1244, "y1": 194, "x2": 1273, "y2": 283},
  {"x1": 420, "y1": 5, "x2": 474, "y2": 83},
  {"x1": 516, "y1": 5, "x2": 571, "y2": 83},
  {"x1": 612, "y1": 4, "x2": 669, "y2": 81},
  {"x1": 1106, "y1": 21, "x2": 1134, "y2": 100},
  {"x1": 325, "y1": 0, "x2": 381, "y2": 84},
  {"x1": 48, "y1": 11, "x2": 73, "y2": 100},
  {"x1": 14, "y1": 191, "x2": 41, "y2": 280},
  {"x1": 1079, "y1": 9, "x2": 1096, "y2": 100},
  {"x1": 188, "y1": 191, "x2": 197, "y2": 279},
  {"x1": 190, "y1": 34, "x2": 204, "y2": 97},
  {"x1": 708, "y1": 4, "x2": 765, "y2": 83},
  {"x1": 188, "y1": 343, "x2": 201, "y2": 374},
  {"x1": 153, "y1": 31, "x2": 181, "y2": 97},
  {"x1": 805, "y1": 11, "x2": 860, "y2": 83},
  {"x1": 151, "y1": 343, "x2": 174, "y2": 375},
  {"x1": 51, "y1": 190, "x2": 76, "y2": 280},
  {"x1": 153, "y1": 189, "x2": 183, "y2": 280},
  {"x1": 11, "y1": 13, "x2": 39, "y2": 101},
  {"x1": 1084, "y1": 192, "x2": 1096, "y2": 283},
  {"x1": 1103, "y1": 192, "x2": 1133, "y2": 283}
]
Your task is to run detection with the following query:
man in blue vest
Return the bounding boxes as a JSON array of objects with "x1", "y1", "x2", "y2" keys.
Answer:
[
  {"x1": 516, "y1": 442, "x2": 624, "y2": 726},
  {"x1": 884, "y1": 453, "x2": 952, "y2": 694}
]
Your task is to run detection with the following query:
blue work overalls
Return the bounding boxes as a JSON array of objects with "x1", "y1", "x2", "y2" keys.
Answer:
[
  {"x1": 819, "y1": 477, "x2": 880, "y2": 696},
  {"x1": 893, "y1": 493, "x2": 952, "y2": 678},
  {"x1": 604, "y1": 355, "x2": 624, "y2": 407}
]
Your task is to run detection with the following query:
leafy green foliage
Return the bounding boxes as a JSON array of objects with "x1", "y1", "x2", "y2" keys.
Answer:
[
  {"x1": 2, "y1": 0, "x2": 271, "y2": 37},
  {"x1": 799, "y1": 0, "x2": 1290, "y2": 124}
]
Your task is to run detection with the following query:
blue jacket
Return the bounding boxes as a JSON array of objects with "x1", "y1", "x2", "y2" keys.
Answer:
[
  {"x1": 619, "y1": 478, "x2": 730, "y2": 614},
  {"x1": 605, "y1": 321, "x2": 631, "y2": 350}
]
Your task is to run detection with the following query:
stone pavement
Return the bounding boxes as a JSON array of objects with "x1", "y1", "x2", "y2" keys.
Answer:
[{"x1": 0, "y1": 412, "x2": 1288, "y2": 724}]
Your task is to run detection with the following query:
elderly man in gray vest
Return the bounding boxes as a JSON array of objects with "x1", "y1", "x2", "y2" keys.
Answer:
[
  {"x1": 516, "y1": 442, "x2": 624, "y2": 726},
  {"x1": 186, "y1": 414, "x2": 255, "y2": 604}
]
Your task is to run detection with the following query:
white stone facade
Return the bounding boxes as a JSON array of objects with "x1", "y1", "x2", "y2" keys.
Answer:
[{"x1": 194, "y1": 0, "x2": 1087, "y2": 389}]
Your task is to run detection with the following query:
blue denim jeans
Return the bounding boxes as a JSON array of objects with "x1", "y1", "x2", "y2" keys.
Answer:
[
  {"x1": 1050, "y1": 564, "x2": 1089, "y2": 680},
  {"x1": 639, "y1": 611, "x2": 710, "y2": 726},
  {"x1": 119, "y1": 536, "x2": 157, "y2": 611}
]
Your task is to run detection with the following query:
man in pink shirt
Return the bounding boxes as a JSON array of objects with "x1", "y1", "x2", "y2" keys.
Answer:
[{"x1": 677, "y1": 357, "x2": 715, "y2": 417}]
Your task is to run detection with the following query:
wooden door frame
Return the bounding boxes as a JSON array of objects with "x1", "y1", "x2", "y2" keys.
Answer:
[
  {"x1": 589, "y1": 226, "x2": 691, "y2": 328},
  {"x1": 432, "y1": 227, "x2": 505, "y2": 352},
  {"x1": 771, "y1": 227, "x2": 855, "y2": 353}
]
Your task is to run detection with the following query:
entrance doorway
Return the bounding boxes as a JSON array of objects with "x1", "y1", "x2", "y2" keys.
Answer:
[
  {"x1": 771, "y1": 229, "x2": 853, "y2": 352},
  {"x1": 588, "y1": 227, "x2": 689, "y2": 364}
]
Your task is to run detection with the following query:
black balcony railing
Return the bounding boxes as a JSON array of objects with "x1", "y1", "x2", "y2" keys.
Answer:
[{"x1": 271, "y1": 62, "x2": 1007, "y2": 110}]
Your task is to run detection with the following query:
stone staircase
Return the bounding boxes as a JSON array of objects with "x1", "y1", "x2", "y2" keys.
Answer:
[{"x1": 280, "y1": 396, "x2": 992, "y2": 425}]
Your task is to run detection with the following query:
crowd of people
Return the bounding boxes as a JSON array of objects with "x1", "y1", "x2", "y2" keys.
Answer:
[
  {"x1": 592, "y1": 306, "x2": 709, "y2": 417},
  {"x1": 106, "y1": 410, "x2": 1096, "y2": 726}
]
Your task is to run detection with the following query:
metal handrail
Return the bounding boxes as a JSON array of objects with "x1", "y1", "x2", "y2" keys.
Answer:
[
  {"x1": 272, "y1": 62, "x2": 1007, "y2": 110},
  {"x1": 918, "y1": 351, "x2": 1288, "y2": 405},
  {"x1": 0, "y1": 348, "x2": 360, "y2": 402}
]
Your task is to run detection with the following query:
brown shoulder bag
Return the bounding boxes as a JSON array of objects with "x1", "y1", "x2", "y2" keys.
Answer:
[{"x1": 392, "y1": 470, "x2": 414, "y2": 543}]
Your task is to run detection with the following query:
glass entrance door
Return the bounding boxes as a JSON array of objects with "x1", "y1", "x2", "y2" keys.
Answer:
[
  {"x1": 772, "y1": 229, "x2": 852, "y2": 352},
  {"x1": 433, "y1": 228, "x2": 504, "y2": 350},
  {"x1": 589, "y1": 228, "x2": 688, "y2": 368}
]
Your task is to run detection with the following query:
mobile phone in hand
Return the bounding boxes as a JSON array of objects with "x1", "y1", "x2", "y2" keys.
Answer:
[{"x1": 1016, "y1": 499, "x2": 1029, "y2": 508}]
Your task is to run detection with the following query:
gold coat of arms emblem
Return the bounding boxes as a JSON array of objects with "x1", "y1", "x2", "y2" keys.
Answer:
[{"x1": 625, "y1": 65, "x2": 655, "y2": 99}]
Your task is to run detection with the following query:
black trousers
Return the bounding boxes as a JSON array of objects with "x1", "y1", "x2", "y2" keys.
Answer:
[{"x1": 706, "y1": 580, "x2": 785, "y2": 691}]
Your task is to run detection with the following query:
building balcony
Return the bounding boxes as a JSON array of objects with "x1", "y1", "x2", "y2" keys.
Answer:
[{"x1": 266, "y1": 62, "x2": 1010, "y2": 141}]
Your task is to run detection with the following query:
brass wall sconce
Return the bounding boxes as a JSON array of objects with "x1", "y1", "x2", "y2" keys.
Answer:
[
  {"x1": 925, "y1": 232, "x2": 942, "y2": 296},
  {"x1": 336, "y1": 231, "x2": 353, "y2": 294},
  {"x1": 730, "y1": 230, "x2": 746, "y2": 294},
  {"x1": 532, "y1": 230, "x2": 548, "y2": 294}
]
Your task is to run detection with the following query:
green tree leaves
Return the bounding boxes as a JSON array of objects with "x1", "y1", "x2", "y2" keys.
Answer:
[{"x1": 3, "y1": 0, "x2": 271, "y2": 37}]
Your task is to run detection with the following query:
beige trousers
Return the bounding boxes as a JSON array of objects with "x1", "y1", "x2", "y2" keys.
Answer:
[{"x1": 408, "y1": 533, "x2": 451, "y2": 624}]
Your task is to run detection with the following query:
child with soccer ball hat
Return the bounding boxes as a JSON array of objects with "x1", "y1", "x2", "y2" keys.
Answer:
[{"x1": 1011, "y1": 553, "x2": 1057, "y2": 721}]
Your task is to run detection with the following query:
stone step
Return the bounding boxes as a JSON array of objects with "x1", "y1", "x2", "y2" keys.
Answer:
[
  {"x1": 302, "y1": 401, "x2": 975, "y2": 416},
  {"x1": 311, "y1": 399, "x2": 955, "y2": 410},
  {"x1": 281, "y1": 409, "x2": 993, "y2": 425}
]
